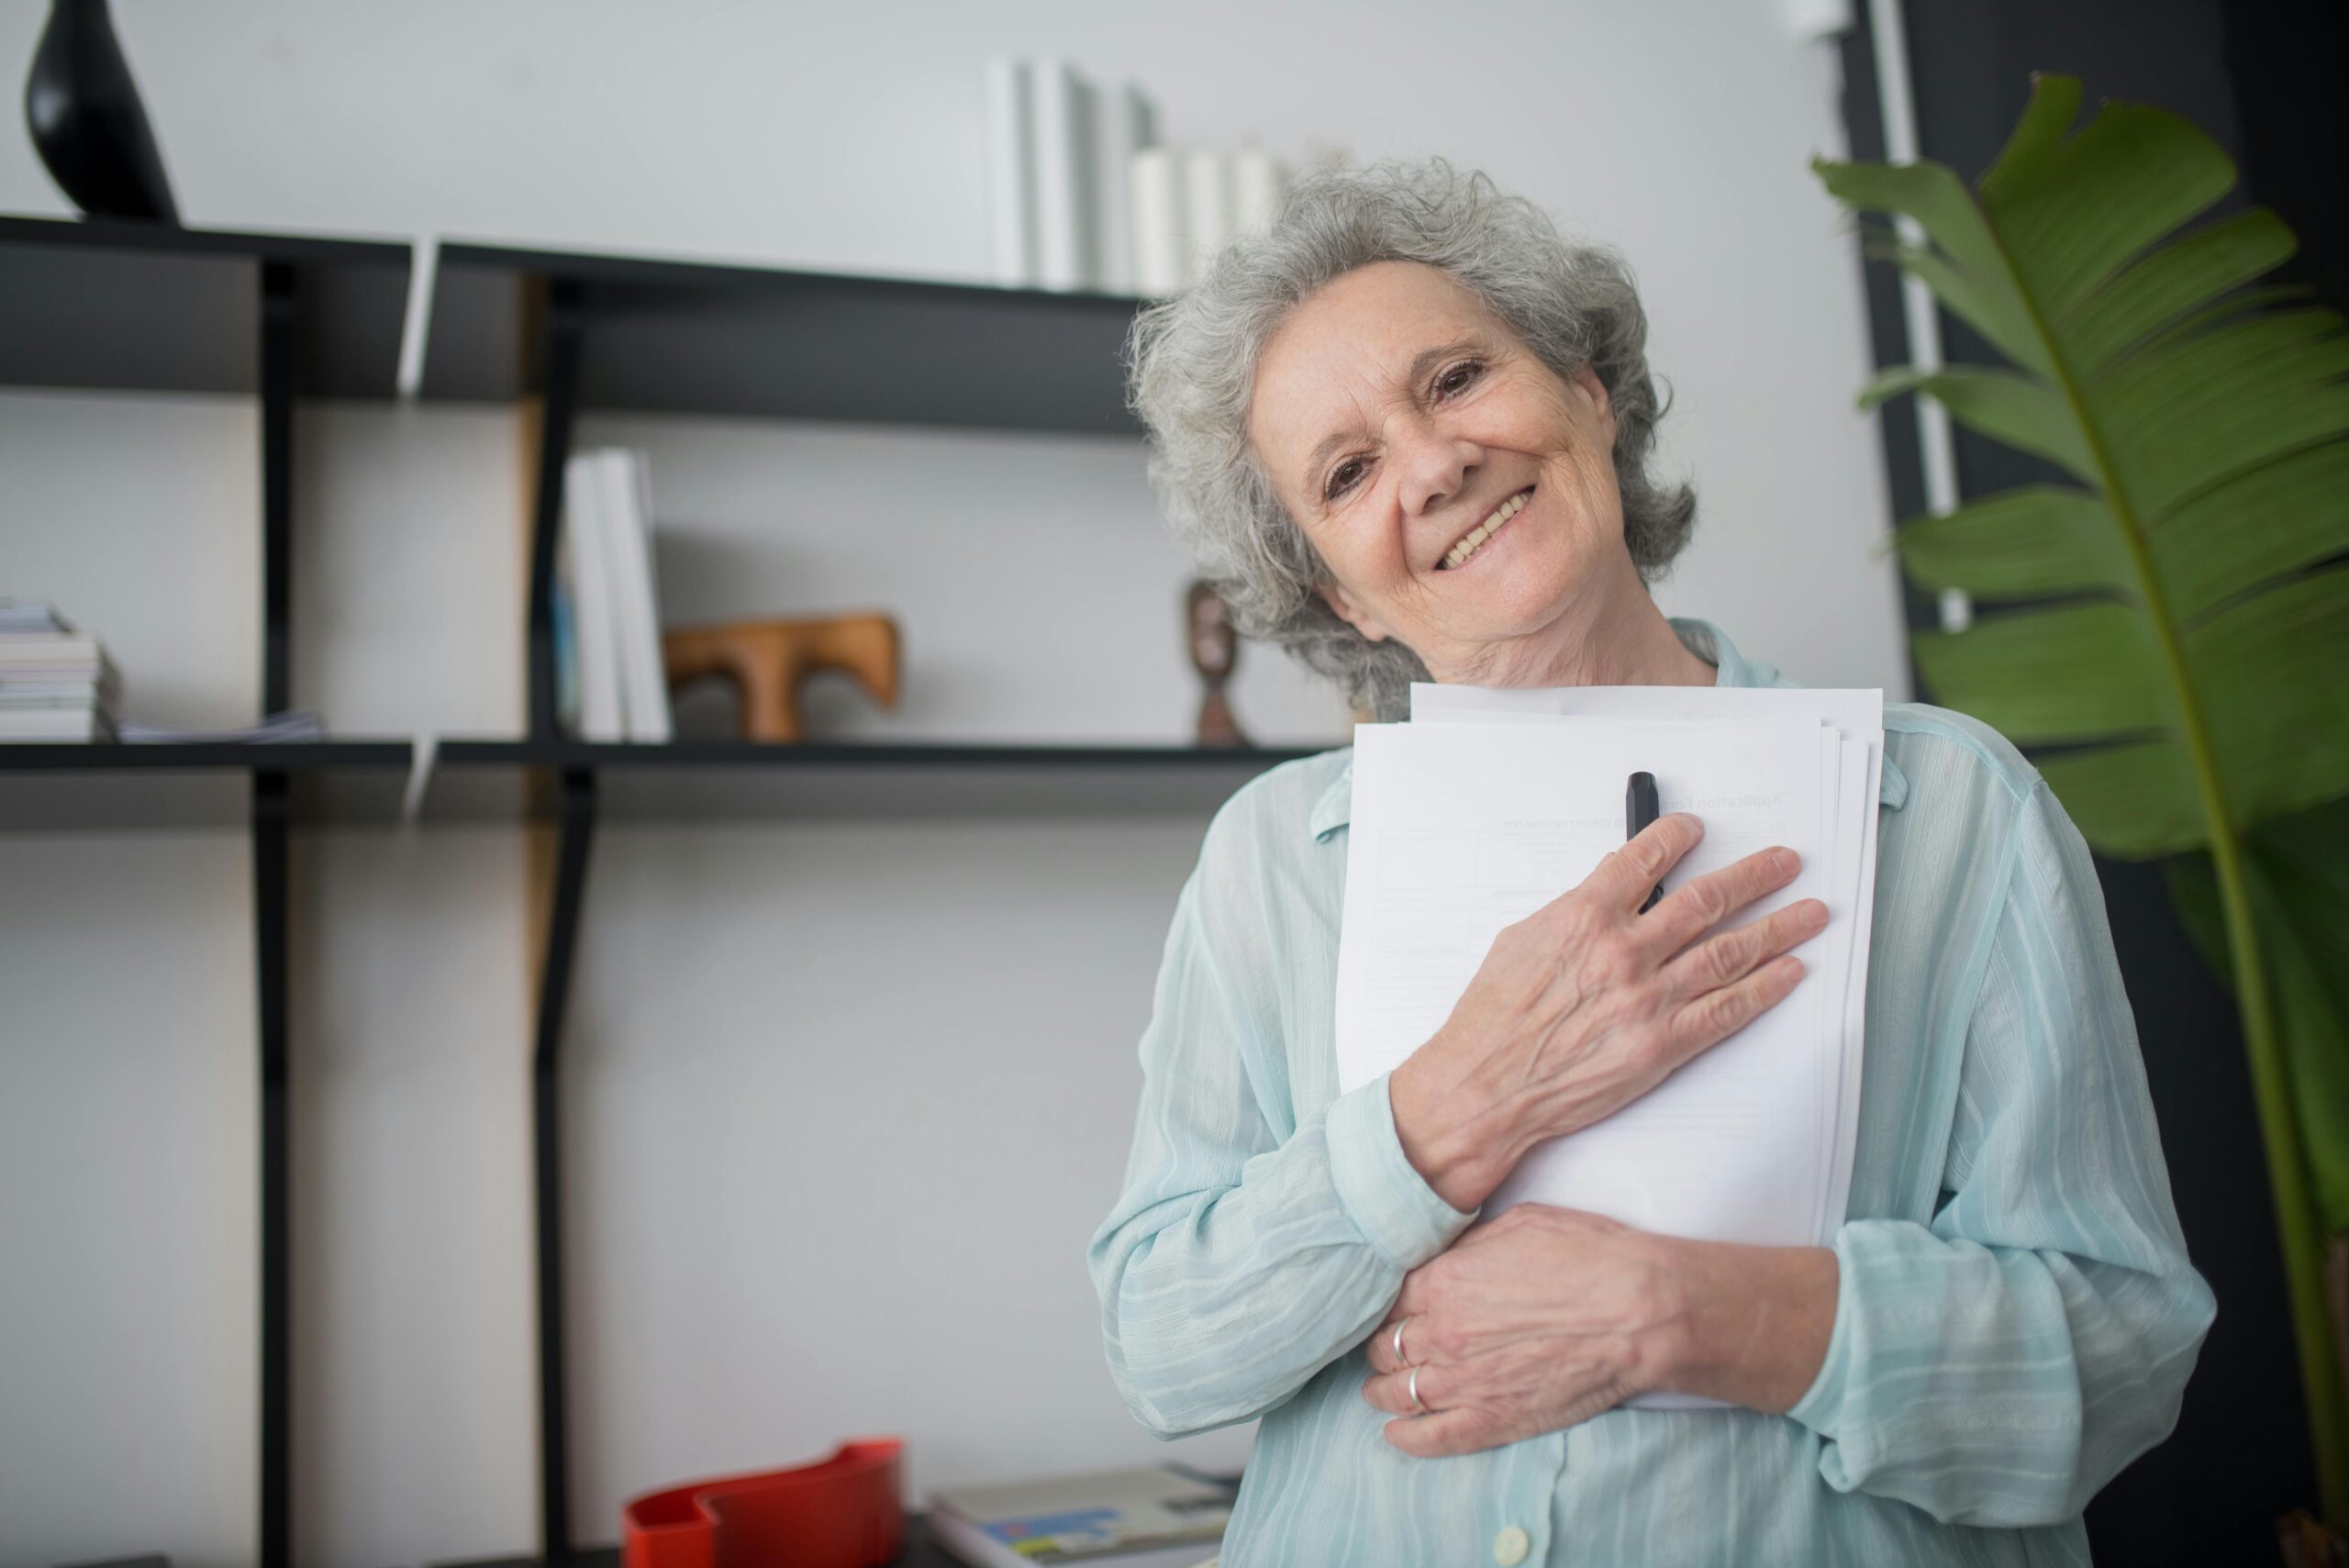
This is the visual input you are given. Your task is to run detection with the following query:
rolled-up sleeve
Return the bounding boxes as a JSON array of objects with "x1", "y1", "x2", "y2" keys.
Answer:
[
  {"x1": 1088, "y1": 806, "x2": 1475, "y2": 1438},
  {"x1": 1787, "y1": 778, "x2": 2217, "y2": 1524}
]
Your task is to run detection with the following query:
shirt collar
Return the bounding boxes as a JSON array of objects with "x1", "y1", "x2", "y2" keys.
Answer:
[{"x1": 1307, "y1": 617, "x2": 1907, "y2": 841}]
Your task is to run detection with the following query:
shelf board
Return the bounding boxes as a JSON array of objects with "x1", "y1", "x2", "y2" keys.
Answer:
[
  {"x1": 428, "y1": 739, "x2": 1323, "y2": 822},
  {"x1": 425, "y1": 240, "x2": 1144, "y2": 434},
  {"x1": 0, "y1": 741, "x2": 414, "y2": 830},
  {"x1": 0, "y1": 217, "x2": 1144, "y2": 433},
  {"x1": 0, "y1": 739, "x2": 1326, "y2": 828},
  {"x1": 0, "y1": 214, "x2": 412, "y2": 398}
]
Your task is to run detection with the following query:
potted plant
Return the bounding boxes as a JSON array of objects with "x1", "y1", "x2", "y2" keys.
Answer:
[{"x1": 1814, "y1": 72, "x2": 2349, "y2": 1546}]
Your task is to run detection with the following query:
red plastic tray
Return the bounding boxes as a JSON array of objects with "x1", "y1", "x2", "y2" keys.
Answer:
[{"x1": 621, "y1": 1437, "x2": 905, "y2": 1568}]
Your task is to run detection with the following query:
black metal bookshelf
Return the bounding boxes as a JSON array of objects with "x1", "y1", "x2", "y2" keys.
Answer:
[
  {"x1": 2, "y1": 214, "x2": 412, "y2": 1568},
  {"x1": 0, "y1": 213, "x2": 1291, "y2": 1565}
]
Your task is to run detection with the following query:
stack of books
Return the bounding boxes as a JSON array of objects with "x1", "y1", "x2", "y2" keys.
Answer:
[
  {"x1": 983, "y1": 59, "x2": 1158, "y2": 293},
  {"x1": 978, "y1": 57, "x2": 1292, "y2": 297},
  {"x1": 554, "y1": 446, "x2": 672, "y2": 742},
  {"x1": 0, "y1": 600, "x2": 119, "y2": 741},
  {"x1": 1127, "y1": 146, "x2": 1290, "y2": 297}
]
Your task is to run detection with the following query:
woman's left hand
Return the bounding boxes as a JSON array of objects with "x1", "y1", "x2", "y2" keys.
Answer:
[
  {"x1": 1360, "y1": 1205, "x2": 1838, "y2": 1457},
  {"x1": 1360, "y1": 1206, "x2": 1676, "y2": 1455}
]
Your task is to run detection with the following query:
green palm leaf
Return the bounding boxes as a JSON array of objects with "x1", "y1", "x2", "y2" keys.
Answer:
[
  {"x1": 1820, "y1": 98, "x2": 2349, "y2": 852},
  {"x1": 1815, "y1": 73, "x2": 2349, "y2": 1522}
]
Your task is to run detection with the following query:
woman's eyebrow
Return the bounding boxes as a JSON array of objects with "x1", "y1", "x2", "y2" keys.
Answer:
[
  {"x1": 1405, "y1": 337, "x2": 1486, "y2": 388},
  {"x1": 1297, "y1": 337, "x2": 1489, "y2": 495}
]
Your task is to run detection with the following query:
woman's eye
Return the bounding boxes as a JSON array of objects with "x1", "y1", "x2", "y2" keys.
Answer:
[
  {"x1": 1324, "y1": 458, "x2": 1367, "y2": 501},
  {"x1": 1434, "y1": 360, "x2": 1486, "y2": 398}
]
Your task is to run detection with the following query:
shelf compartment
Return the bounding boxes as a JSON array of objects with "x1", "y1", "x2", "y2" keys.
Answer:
[
  {"x1": 0, "y1": 215, "x2": 412, "y2": 399},
  {"x1": 0, "y1": 741, "x2": 415, "y2": 829},
  {"x1": 0, "y1": 217, "x2": 1143, "y2": 431},
  {"x1": 428, "y1": 739, "x2": 1322, "y2": 822},
  {"x1": 424, "y1": 242, "x2": 1144, "y2": 434}
]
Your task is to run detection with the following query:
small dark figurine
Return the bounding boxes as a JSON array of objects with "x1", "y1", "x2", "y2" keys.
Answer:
[
  {"x1": 1186, "y1": 579, "x2": 1248, "y2": 748},
  {"x1": 24, "y1": 0, "x2": 179, "y2": 221}
]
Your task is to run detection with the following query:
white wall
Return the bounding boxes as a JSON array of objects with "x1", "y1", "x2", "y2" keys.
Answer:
[{"x1": 0, "y1": 2, "x2": 1906, "y2": 1563}]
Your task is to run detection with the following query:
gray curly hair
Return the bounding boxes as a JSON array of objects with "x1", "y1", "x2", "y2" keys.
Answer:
[{"x1": 1127, "y1": 158, "x2": 1696, "y2": 722}]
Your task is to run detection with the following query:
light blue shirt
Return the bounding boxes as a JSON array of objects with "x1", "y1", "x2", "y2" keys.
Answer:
[{"x1": 1089, "y1": 619, "x2": 2214, "y2": 1567}]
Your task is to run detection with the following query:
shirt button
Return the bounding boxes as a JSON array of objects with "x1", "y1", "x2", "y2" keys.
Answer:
[{"x1": 1493, "y1": 1524, "x2": 1531, "y2": 1565}]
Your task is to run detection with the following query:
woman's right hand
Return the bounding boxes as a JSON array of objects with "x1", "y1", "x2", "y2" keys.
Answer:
[{"x1": 1387, "y1": 813, "x2": 1827, "y2": 1212}]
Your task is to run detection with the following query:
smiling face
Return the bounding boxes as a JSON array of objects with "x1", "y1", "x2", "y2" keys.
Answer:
[{"x1": 1247, "y1": 260, "x2": 1643, "y2": 686}]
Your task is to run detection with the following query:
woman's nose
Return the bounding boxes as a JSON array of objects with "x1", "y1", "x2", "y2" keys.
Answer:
[{"x1": 1392, "y1": 416, "x2": 1483, "y2": 519}]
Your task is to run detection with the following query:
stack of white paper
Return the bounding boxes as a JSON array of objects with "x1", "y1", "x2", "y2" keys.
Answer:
[{"x1": 1334, "y1": 684, "x2": 1884, "y2": 1296}]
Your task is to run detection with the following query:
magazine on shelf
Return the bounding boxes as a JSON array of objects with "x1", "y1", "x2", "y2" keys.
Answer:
[{"x1": 929, "y1": 1465, "x2": 1230, "y2": 1568}]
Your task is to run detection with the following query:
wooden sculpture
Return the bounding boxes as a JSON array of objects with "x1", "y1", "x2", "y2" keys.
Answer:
[
  {"x1": 662, "y1": 613, "x2": 901, "y2": 742},
  {"x1": 1186, "y1": 579, "x2": 1249, "y2": 748}
]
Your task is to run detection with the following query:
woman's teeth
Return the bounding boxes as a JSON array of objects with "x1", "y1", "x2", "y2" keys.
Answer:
[{"x1": 1442, "y1": 489, "x2": 1531, "y2": 570}]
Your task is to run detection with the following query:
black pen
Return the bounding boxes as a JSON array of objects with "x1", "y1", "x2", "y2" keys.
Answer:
[{"x1": 1626, "y1": 771, "x2": 1663, "y2": 913}]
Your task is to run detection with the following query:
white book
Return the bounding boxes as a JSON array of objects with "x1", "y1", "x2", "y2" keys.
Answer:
[
  {"x1": 1130, "y1": 146, "x2": 1189, "y2": 297},
  {"x1": 0, "y1": 672, "x2": 115, "y2": 697},
  {"x1": 0, "y1": 635, "x2": 105, "y2": 662},
  {"x1": 0, "y1": 684, "x2": 105, "y2": 706},
  {"x1": 982, "y1": 56, "x2": 1039, "y2": 285},
  {"x1": 596, "y1": 449, "x2": 673, "y2": 743},
  {"x1": 560, "y1": 451, "x2": 626, "y2": 741},
  {"x1": 1093, "y1": 81, "x2": 1155, "y2": 293},
  {"x1": 0, "y1": 599, "x2": 72, "y2": 634},
  {"x1": 0, "y1": 705, "x2": 113, "y2": 740},
  {"x1": 1230, "y1": 147, "x2": 1286, "y2": 237},
  {"x1": 0, "y1": 647, "x2": 121, "y2": 701},
  {"x1": 1181, "y1": 150, "x2": 1236, "y2": 285},
  {"x1": 1030, "y1": 58, "x2": 1096, "y2": 290}
]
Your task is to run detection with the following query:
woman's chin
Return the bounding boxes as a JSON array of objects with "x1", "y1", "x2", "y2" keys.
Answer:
[{"x1": 1435, "y1": 552, "x2": 1582, "y2": 633}]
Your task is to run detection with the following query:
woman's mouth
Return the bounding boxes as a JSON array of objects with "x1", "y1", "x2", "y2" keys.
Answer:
[{"x1": 1437, "y1": 485, "x2": 1534, "y2": 571}]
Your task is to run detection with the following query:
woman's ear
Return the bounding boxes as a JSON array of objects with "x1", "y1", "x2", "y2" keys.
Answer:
[
  {"x1": 1575, "y1": 363, "x2": 1619, "y2": 445},
  {"x1": 1316, "y1": 582, "x2": 1392, "y2": 643}
]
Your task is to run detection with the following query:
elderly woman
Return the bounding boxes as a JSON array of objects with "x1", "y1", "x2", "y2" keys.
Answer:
[{"x1": 1087, "y1": 161, "x2": 2214, "y2": 1567}]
